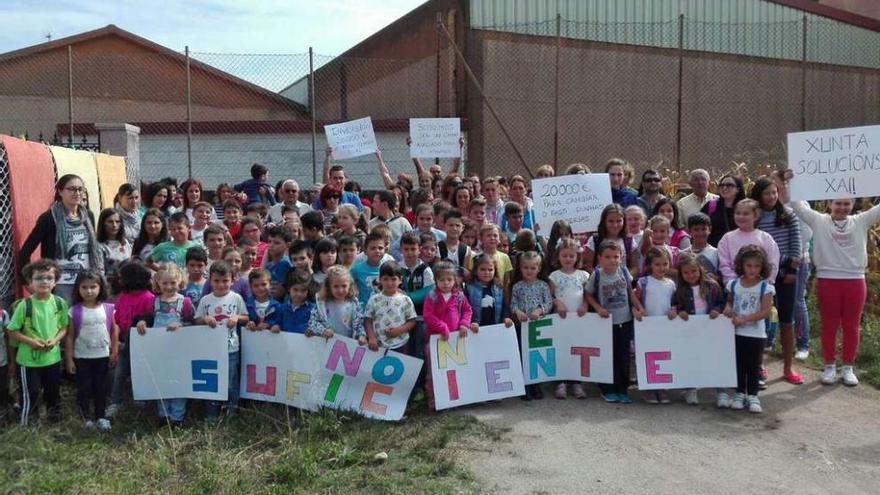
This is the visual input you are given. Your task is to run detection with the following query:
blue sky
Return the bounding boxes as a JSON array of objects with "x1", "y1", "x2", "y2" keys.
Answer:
[{"x1": 1, "y1": 0, "x2": 425, "y2": 56}]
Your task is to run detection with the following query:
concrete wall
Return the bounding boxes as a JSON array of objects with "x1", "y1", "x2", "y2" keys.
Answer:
[{"x1": 138, "y1": 131, "x2": 465, "y2": 190}]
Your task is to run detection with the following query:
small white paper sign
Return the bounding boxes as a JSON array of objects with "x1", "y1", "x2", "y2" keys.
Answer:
[
  {"x1": 324, "y1": 117, "x2": 378, "y2": 160},
  {"x1": 634, "y1": 315, "x2": 737, "y2": 390},
  {"x1": 531, "y1": 174, "x2": 613, "y2": 234},
  {"x1": 409, "y1": 118, "x2": 461, "y2": 158},
  {"x1": 130, "y1": 325, "x2": 229, "y2": 401},
  {"x1": 787, "y1": 125, "x2": 880, "y2": 201}
]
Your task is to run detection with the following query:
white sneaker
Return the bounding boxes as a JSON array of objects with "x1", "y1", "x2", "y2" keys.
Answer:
[
  {"x1": 747, "y1": 395, "x2": 763, "y2": 414},
  {"x1": 716, "y1": 391, "x2": 731, "y2": 409},
  {"x1": 84, "y1": 420, "x2": 96, "y2": 430},
  {"x1": 731, "y1": 393, "x2": 746, "y2": 410},
  {"x1": 97, "y1": 418, "x2": 112, "y2": 432},
  {"x1": 105, "y1": 404, "x2": 120, "y2": 418},
  {"x1": 821, "y1": 365, "x2": 837, "y2": 385},
  {"x1": 794, "y1": 350, "x2": 809, "y2": 362},
  {"x1": 841, "y1": 366, "x2": 859, "y2": 387},
  {"x1": 685, "y1": 389, "x2": 699, "y2": 405}
]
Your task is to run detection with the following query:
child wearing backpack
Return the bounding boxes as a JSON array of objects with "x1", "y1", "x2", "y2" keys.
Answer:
[
  {"x1": 64, "y1": 271, "x2": 119, "y2": 431},
  {"x1": 423, "y1": 261, "x2": 474, "y2": 409},
  {"x1": 586, "y1": 241, "x2": 645, "y2": 404},
  {"x1": 723, "y1": 245, "x2": 775, "y2": 414},
  {"x1": 6, "y1": 259, "x2": 69, "y2": 425}
]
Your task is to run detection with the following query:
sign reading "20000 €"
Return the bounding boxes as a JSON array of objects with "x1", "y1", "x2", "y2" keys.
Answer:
[{"x1": 532, "y1": 174, "x2": 612, "y2": 234}]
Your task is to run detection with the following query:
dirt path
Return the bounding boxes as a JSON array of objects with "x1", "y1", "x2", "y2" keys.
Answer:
[{"x1": 461, "y1": 360, "x2": 880, "y2": 495}]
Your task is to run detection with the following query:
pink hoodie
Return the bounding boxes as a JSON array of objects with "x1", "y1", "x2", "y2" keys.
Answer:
[
  {"x1": 423, "y1": 288, "x2": 473, "y2": 337},
  {"x1": 717, "y1": 228, "x2": 780, "y2": 283}
]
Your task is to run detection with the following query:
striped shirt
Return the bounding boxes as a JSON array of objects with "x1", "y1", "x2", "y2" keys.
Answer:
[{"x1": 756, "y1": 208, "x2": 802, "y2": 275}]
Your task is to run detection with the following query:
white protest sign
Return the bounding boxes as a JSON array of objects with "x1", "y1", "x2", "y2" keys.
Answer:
[
  {"x1": 429, "y1": 325, "x2": 525, "y2": 410},
  {"x1": 409, "y1": 118, "x2": 461, "y2": 158},
  {"x1": 634, "y1": 315, "x2": 736, "y2": 390},
  {"x1": 531, "y1": 174, "x2": 612, "y2": 234},
  {"x1": 130, "y1": 325, "x2": 229, "y2": 401},
  {"x1": 787, "y1": 125, "x2": 880, "y2": 200},
  {"x1": 239, "y1": 330, "x2": 324, "y2": 411},
  {"x1": 324, "y1": 117, "x2": 378, "y2": 160},
  {"x1": 520, "y1": 314, "x2": 614, "y2": 385},
  {"x1": 315, "y1": 336, "x2": 421, "y2": 421}
]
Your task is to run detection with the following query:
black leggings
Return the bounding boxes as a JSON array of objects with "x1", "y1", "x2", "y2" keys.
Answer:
[
  {"x1": 75, "y1": 357, "x2": 110, "y2": 420},
  {"x1": 735, "y1": 335, "x2": 765, "y2": 396},
  {"x1": 599, "y1": 321, "x2": 634, "y2": 396},
  {"x1": 774, "y1": 273, "x2": 796, "y2": 324}
]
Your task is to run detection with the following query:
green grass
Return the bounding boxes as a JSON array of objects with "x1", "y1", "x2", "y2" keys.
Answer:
[
  {"x1": 0, "y1": 399, "x2": 503, "y2": 494},
  {"x1": 770, "y1": 290, "x2": 880, "y2": 388}
]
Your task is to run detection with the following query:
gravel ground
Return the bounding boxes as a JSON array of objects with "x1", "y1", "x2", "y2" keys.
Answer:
[{"x1": 460, "y1": 360, "x2": 880, "y2": 495}]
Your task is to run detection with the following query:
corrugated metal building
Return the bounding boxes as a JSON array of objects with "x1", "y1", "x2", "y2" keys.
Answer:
[{"x1": 303, "y1": 0, "x2": 880, "y2": 179}]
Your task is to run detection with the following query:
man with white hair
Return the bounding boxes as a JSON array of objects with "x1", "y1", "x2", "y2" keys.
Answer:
[
  {"x1": 677, "y1": 169, "x2": 718, "y2": 222},
  {"x1": 268, "y1": 179, "x2": 312, "y2": 224}
]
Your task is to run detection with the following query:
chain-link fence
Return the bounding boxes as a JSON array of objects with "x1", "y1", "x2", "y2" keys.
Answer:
[
  {"x1": 469, "y1": 16, "x2": 880, "y2": 181},
  {"x1": 0, "y1": 145, "x2": 14, "y2": 307}
]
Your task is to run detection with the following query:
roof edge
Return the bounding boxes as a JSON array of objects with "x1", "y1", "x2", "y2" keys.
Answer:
[{"x1": 765, "y1": 0, "x2": 880, "y2": 31}]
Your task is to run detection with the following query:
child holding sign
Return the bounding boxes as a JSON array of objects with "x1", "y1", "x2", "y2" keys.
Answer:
[
  {"x1": 136, "y1": 264, "x2": 194, "y2": 426},
  {"x1": 364, "y1": 261, "x2": 417, "y2": 352},
  {"x1": 511, "y1": 251, "x2": 553, "y2": 400},
  {"x1": 635, "y1": 247, "x2": 677, "y2": 405},
  {"x1": 673, "y1": 253, "x2": 725, "y2": 406},
  {"x1": 549, "y1": 238, "x2": 590, "y2": 399},
  {"x1": 307, "y1": 266, "x2": 366, "y2": 341},
  {"x1": 467, "y1": 254, "x2": 513, "y2": 330},
  {"x1": 586, "y1": 241, "x2": 645, "y2": 404},
  {"x1": 778, "y1": 171, "x2": 880, "y2": 387},
  {"x1": 423, "y1": 261, "x2": 475, "y2": 409},
  {"x1": 723, "y1": 245, "x2": 775, "y2": 414}
]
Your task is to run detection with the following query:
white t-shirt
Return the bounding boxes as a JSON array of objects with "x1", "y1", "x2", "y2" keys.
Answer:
[
  {"x1": 643, "y1": 277, "x2": 676, "y2": 317},
  {"x1": 726, "y1": 279, "x2": 775, "y2": 339},
  {"x1": 71, "y1": 306, "x2": 111, "y2": 359},
  {"x1": 195, "y1": 292, "x2": 247, "y2": 352},
  {"x1": 549, "y1": 269, "x2": 590, "y2": 312},
  {"x1": 190, "y1": 225, "x2": 207, "y2": 247}
]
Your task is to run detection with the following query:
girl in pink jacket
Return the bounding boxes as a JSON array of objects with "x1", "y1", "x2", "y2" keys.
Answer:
[
  {"x1": 422, "y1": 261, "x2": 474, "y2": 409},
  {"x1": 718, "y1": 199, "x2": 780, "y2": 284}
]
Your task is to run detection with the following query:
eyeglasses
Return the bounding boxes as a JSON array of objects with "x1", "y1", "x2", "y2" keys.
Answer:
[
  {"x1": 644, "y1": 178, "x2": 662, "y2": 183},
  {"x1": 328, "y1": 195, "x2": 341, "y2": 200},
  {"x1": 64, "y1": 186, "x2": 85, "y2": 194},
  {"x1": 284, "y1": 189, "x2": 298, "y2": 193},
  {"x1": 719, "y1": 183, "x2": 737, "y2": 189},
  {"x1": 33, "y1": 275, "x2": 55, "y2": 282}
]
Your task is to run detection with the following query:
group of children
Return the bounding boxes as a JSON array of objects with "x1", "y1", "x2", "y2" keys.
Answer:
[{"x1": 2, "y1": 167, "x2": 872, "y2": 429}]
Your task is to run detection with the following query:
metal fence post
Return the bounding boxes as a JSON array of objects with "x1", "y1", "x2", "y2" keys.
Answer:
[
  {"x1": 185, "y1": 46, "x2": 193, "y2": 179},
  {"x1": 553, "y1": 13, "x2": 561, "y2": 172},
  {"x1": 675, "y1": 13, "x2": 684, "y2": 174},
  {"x1": 801, "y1": 14, "x2": 808, "y2": 131},
  {"x1": 67, "y1": 45, "x2": 73, "y2": 146},
  {"x1": 310, "y1": 47, "x2": 317, "y2": 184}
]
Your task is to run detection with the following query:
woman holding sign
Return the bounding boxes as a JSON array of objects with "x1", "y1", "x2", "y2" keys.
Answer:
[{"x1": 777, "y1": 171, "x2": 880, "y2": 387}]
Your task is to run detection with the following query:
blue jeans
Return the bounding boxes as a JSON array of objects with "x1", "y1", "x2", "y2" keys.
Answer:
[
  {"x1": 110, "y1": 340, "x2": 131, "y2": 406},
  {"x1": 793, "y1": 261, "x2": 811, "y2": 351},
  {"x1": 158, "y1": 398, "x2": 187, "y2": 422},
  {"x1": 206, "y1": 351, "x2": 240, "y2": 418}
]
